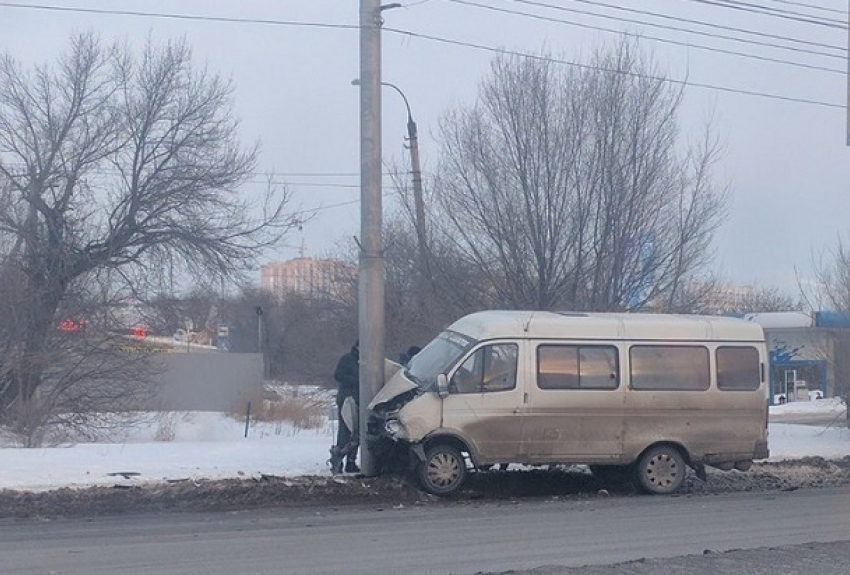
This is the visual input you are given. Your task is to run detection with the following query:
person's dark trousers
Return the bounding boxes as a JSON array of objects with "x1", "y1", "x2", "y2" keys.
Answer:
[
  {"x1": 335, "y1": 400, "x2": 359, "y2": 472},
  {"x1": 335, "y1": 401, "x2": 351, "y2": 452}
]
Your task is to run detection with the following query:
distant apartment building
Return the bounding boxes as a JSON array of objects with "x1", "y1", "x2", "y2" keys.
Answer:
[{"x1": 260, "y1": 258, "x2": 355, "y2": 300}]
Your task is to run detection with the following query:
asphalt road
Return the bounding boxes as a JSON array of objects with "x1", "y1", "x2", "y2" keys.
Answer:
[{"x1": 2, "y1": 487, "x2": 849, "y2": 575}]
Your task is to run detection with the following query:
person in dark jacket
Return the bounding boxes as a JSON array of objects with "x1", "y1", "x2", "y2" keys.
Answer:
[
  {"x1": 330, "y1": 341, "x2": 360, "y2": 474},
  {"x1": 399, "y1": 345, "x2": 422, "y2": 366}
]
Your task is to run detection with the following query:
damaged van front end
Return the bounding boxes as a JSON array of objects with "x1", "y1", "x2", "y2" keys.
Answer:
[
  {"x1": 369, "y1": 368, "x2": 441, "y2": 442},
  {"x1": 367, "y1": 330, "x2": 476, "y2": 475},
  {"x1": 366, "y1": 365, "x2": 438, "y2": 475}
]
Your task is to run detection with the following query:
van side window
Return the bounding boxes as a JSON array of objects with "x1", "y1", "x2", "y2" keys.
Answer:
[
  {"x1": 451, "y1": 343, "x2": 518, "y2": 394},
  {"x1": 717, "y1": 346, "x2": 760, "y2": 391},
  {"x1": 630, "y1": 345, "x2": 709, "y2": 391},
  {"x1": 537, "y1": 345, "x2": 619, "y2": 390}
]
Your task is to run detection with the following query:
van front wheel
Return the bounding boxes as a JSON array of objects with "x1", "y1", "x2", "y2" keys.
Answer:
[
  {"x1": 416, "y1": 445, "x2": 466, "y2": 495},
  {"x1": 635, "y1": 445, "x2": 686, "y2": 495}
]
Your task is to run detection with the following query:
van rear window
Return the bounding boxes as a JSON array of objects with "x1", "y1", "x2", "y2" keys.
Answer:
[
  {"x1": 630, "y1": 345, "x2": 709, "y2": 391},
  {"x1": 717, "y1": 346, "x2": 760, "y2": 391}
]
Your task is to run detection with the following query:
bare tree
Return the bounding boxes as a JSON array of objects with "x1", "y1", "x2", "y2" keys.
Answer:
[
  {"x1": 810, "y1": 241, "x2": 850, "y2": 313},
  {"x1": 386, "y1": 159, "x2": 492, "y2": 337},
  {"x1": 0, "y1": 261, "x2": 167, "y2": 445},
  {"x1": 0, "y1": 34, "x2": 300, "y2": 437},
  {"x1": 664, "y1": 279, "x2": 800, "y2": 315},
  {"x1": 265, "y1": 290, "x2": 357, "y2": 385},
  {"x1": 380, "y1": 215, "x2": 471, "y2": 353},
  {"x1": 730, "y1": 286, "x2": 799, "y2": 314},
  {"x1": 141, "y1": 287, "x2": 223, "y2": 341},
  {"x1": 430, "y1": 40, "x2": 725, "y2": 311},
  {"x1": 809, "y1": 240, "x2": 850, "y2": 418}
]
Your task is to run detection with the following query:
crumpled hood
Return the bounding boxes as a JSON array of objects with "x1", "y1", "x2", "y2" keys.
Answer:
[{"x1": 368, "y1": 359, "x2": 417, "y2": 409}]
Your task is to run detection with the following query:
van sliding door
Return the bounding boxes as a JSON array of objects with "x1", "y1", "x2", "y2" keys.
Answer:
[{"x1": 522, "y1": 341, "x2": 625, "y2": 463}]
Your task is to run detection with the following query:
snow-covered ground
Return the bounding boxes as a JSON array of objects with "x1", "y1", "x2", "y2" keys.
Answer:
[
  {"x1": 770, "y1": 397, "x2": 848, "y2": 418},
  {"x1": 1, "y1": 400, "x2": 848, "y2": 493}
]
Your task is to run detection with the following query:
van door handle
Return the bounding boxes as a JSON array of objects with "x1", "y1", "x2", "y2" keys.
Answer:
[{"x1": 514, "y1": 392, "x2": 528, "y2": 412}]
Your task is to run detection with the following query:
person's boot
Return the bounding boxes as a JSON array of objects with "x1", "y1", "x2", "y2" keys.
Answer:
[
  {"x1": 329, "y1": 447, "x2": 343, "y2": 475},
  {"x1": 344, "y1": 460, "x2": 360, "y2": 473}
]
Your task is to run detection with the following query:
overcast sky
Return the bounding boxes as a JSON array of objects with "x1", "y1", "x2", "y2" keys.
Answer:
[{"x1": 2, "y1": 0, "x2": 848, "y2": 295}]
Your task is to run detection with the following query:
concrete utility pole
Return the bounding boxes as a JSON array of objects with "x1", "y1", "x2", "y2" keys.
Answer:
[
  {"x1": 846, "y1": 0, "x2": 850, "y2": 145},
  {"x1": 358, "y1": 0, "x2": 387, "y2": 476}
]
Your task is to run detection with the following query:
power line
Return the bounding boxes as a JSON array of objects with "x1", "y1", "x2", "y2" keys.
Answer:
[
  {"x1": 252, "y1": 171, "x2": 404, "y2": 178},
  {"x1": 761, "y1": 0, "x2": 846, "y2": 16},
  {"x1": 705, "y1": 0, "x2": 846, "y2": 24},
  {"x1": 259, "y1": 172, "x2": 360, "y2": 177},
  {"x1": 0, "y1": 2, "x2": 359, "y2": 30},
  {"x1": 682, "y1": 0, "x2": 846, "y2": 28},
  {"x1": 0, "y1": 162, "x2": 399, "y2": 196},
  {"x1": 0, "y1": 2, "x2": 842, "y2": 108},
  {"x1": 447, "y1": 0, "x2": 845, "y2": 75},
  {"x1": 517, "y1": 0, "x2": 845, "y2": 53},
  {"x1": 0, "y1": 159, "x2": 420, "y2": 192},
  {"x1": 301, "y1": 199, "x2": 360, "y2": 216},
  {"x1": 3, "y1": 0, "x2": 842, "y2": 55},
  {"x1": 383, "y1": 25, "x2": 844, "y2": 109},
  {"x1": 0, "y1": 162, "x2": 370, "y2": 181},
  {"x1": 296, "y1": 185, "x2": 411, "y2": 217},
  {"x1": 253, "y1": 181, "x2": 360, "y2": 188}
]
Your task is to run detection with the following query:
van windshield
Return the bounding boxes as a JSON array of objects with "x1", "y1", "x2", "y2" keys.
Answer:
[{"x1": 405, "y1": 330, "x2": 476, "y2": 390}]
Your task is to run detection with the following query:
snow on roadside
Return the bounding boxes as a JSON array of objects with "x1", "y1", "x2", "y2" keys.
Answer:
[
  {"x1": 1, "y1": 399, "x2": 848, "y2": 493},
  {"x1": 1, "y1": 413, "x2": 337, "y2": 492},
  {"x1": 768, "y1": 423, "x2": 850, "y2": 461},
  {"x1": 769, "y1": 397, "x2": 847, "y2": 417}
]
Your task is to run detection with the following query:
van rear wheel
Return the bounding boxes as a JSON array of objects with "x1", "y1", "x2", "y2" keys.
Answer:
[
  {"x1": 416, "y1": 445, "x2": 466, "y2": 496},
  {"x1": 635, "y1": 445, "x2": 686, "y2": 495}
]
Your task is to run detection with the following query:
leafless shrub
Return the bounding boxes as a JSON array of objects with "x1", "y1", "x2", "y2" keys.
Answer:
[
  {"x1": 154, "y1": 412, "x2": 179, "y2": 442},
  {"x1": 231, "y1": 385, "x2": 329, "y2": 432}
]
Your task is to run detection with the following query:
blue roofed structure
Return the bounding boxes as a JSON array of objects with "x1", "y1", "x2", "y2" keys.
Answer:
[{"x1": 745, "y1": 311, "x2": 849, "y2": 405}]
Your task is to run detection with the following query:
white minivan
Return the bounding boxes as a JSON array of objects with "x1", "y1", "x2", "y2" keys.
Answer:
[{"x1": 368, "y1": 310, "x2": 769, "y2": 496}]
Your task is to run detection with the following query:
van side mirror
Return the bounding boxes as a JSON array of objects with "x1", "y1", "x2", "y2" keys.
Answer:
[{"x1": 436, "y1": 374, "x2": 449, "y2": 398}]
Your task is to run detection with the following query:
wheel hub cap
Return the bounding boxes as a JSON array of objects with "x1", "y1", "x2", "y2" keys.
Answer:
[
  {"x1": 647, "y1": 453, "x2": 679, "y2": 487},
  {"x1": 428, "y1": 453, "x2": 460, "y2": 487}
]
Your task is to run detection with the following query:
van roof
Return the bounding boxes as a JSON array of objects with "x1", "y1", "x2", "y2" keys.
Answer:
[{"x1": 448, "y1": 311, "x2": 765, "y2": 343}]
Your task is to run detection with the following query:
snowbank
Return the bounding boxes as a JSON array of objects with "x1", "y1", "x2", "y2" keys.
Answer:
[
  {"x1": 1, "y1": 400, "x2": 848, "y2": 492},
  {"x1": 768, "y1": 423, "x2": 850, "y2": 461},
  {"x1": 1, "y1": 414, "x2": 336, "y2": 492},
  {"x1": 769, "y1": 397, "x2": 846, "y2": 417}
]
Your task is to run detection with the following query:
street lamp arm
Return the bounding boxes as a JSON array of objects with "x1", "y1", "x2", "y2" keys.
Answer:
[
  {"x1": 352, "y1": 77, "x2": 416, "y2": 137},
  {"x1": 351, "y1": 75, "x2": 427, "y2": 274},
  {"x1": 381, "y1": 81, "x2": 415, "y2": 132}
]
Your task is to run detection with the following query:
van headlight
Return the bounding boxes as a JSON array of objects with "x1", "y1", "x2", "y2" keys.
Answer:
[{"x1": 385, "y1": 418, "x2": 404, "y2": 437}]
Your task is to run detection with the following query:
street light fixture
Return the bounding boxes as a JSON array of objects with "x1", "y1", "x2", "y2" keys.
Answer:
[
  {"x1": 354, "y1": 79, "x2": 415, "y2": 140},
  {"x1": 254, "y1": 305, "x2": 267, "y2": 378},
  {"x1": 351, "y1": 79, "x2": 428, "y2": 273}
]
